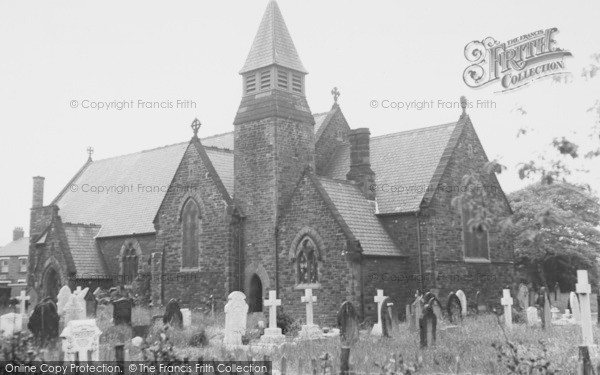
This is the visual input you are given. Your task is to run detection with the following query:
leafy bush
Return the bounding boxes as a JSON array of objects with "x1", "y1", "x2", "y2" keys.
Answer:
[
  {"x1": 0, "y1": 331, "x2": 42, "y2": 362},
  {"x1": 277, "y1": 310, "x2": 296, "y2": 335},
  {"x1": 188, "y1": 329, "x2": 209, "y2": 347}
]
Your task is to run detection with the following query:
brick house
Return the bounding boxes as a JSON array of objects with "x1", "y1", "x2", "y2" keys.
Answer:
[
  {"x1": 0, "y1": 227, "x2": 29, "y2": 302},
  {"x1": 28, "y1": 1, "x2": 514, "y2": 324}
]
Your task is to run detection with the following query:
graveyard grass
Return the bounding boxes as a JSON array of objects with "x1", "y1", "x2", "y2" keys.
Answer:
[{"x1": 12, "y1": 302, "x2": 597, "y2": 374}]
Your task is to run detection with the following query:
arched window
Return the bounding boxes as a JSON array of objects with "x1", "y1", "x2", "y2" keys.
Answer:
[
  {"x1": 296, "y1": 237, "x2": 318, "y2": 284},
  {"x1": 181, "y1": 198, "x2": 200, "y2": 269},
  {"x1": 122, "y1": 245, "x2": 138, "y2": 284}
]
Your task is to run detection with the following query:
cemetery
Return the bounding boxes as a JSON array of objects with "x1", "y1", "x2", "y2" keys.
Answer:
[{"x1": 0, "y1": 270, "x2": 599, "y2": 374}]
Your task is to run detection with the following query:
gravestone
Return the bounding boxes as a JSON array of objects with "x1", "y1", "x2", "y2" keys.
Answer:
[
  {"x1": 0, "y1": 313, "x2": 22, "y2": 337},
  {"x1": 371, "y1": 289, "x2": 387, "y2": 336},
  {"x1": 426, "y1": 296, "x2": 443, "y2": 323},
  {"x1": 57, "y1": 285, "x2": 72, "y2": 316},
  {"x1": 551, "y1": 307, "x2": 561, "y2": 321},
  {"x1": 455, "y1": 290, "x2": 467, "y2": 318},
  {"x1": 299, "y1": 289, "x2": 323, "y2": 339},
  {"x1": 517, "y1": 283, "x2": 529, "y2": 310},
  {"x1": 540, "y1": 287, "x2": 551, "y2": 329},
  {"x1": 112, "y1": 298, "x2": 132, "y2": 325},
  {"x1": 554, "y1": 282, "x2": 561, "y2": 302},
  {"x1": 526, "y1": 307, "x2": 539, "y2": 326},
  {"x1": 224, "y1": 291, "x2": 248, "y2": 347},
  {"x1": 163, "y1": 299, "x2": 183, "y2": 328},
  {"x1": 63, "y1": 292, "x2": 86, "y2": 324},
  {"x1": 412, "y1": 295, "x2": 424, "y2": 330},
  {"x1": 501, "y1": 289, "x2": 513, "y2": 329},
  {"x1": 475, "y1": 291, "x2": 486, "y2": 313},
  {"x1": 336, "y1": 301, "x2": 359, "y2": 347},
  {"x1": 380, "y1": 297, "x2": 393, "y2": 338},
  {"x1": 575, "y1": 270, "x2": 593, "y2": 346},
  {"x1": 84, "y1": 290, "x2": 97, "y2": 317},
  {"x1": 28, "y1": 298, "x2": 60, "y2": 343},
  {"x1": 570, "y1": 292, "x2": 581, "y2": 323},
  {"x1": 419, "y1": 304, "x2": 437, "y2": 348},
  {"x1": 180, "y1": 308, "x2": 191, "y2": 328},
  {"x1": 60, "y1": 319, "x2": 102, "y2": 361},
  {"x1": 260, "y1": 290, "x2": 285, "y2": 344},
  {"x1": 16, "y1": 290, "x2": 30, "y2": 318},
  {"x1": 446, "y1": 292, "x2": 462, "y2": 323}
]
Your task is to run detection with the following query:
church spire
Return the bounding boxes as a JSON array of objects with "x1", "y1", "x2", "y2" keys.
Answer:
[{"x1": 240, "y1": 0, "x2": 307, "y2": 74}]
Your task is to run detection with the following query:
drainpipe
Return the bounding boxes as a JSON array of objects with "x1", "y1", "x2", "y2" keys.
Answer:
[{"x1": 416, "y1": 211, "x2": 424, "y2": 293}]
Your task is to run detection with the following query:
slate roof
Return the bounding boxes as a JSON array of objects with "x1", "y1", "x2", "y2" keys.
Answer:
[
  {"x1": 323, "y1": 122, "x2": 459, "y2": 214},
  {"x1": 0, "y1": 237, "x2": 29, "y2": 257},
  {"x1": 316, "y1": 177, "x2": 401, "y2": 257},
  {"x1": 240, "y1": 0, "x2": 307, "y2": 74},
  {"x1": 313, "y1": 108, "x2": 336, "y2": 140},
  {"x1": 54, "y1": 140, "x2": 233, "y2": 238},
  {"x1": 62, "y1": 224, "x2": 107, "y2": 278}
]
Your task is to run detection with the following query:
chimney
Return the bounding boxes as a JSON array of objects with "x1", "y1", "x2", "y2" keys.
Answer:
[
  {"x1": 13, "y1": 227, "x2": 24, "y2": 241},
  {"x1": 346, "y1": 128, "x2": 376, "y2": 200},
  {"x1": 32, "y1": 176, "x2": 45, "y2": 208}
]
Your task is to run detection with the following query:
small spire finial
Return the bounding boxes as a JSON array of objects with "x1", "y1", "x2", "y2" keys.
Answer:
[
  {"x1": 460, "y1": 96, "x2": 468, "y2": 116},
  {"x1": 331, "y1": 87, "x2": 340, "y2": 105},
  {"x1": 191, "y1": 118, "x2": 201, "y2": 139},
  {"x1": 87, "y1": 146, "x2": 94, "y2": 161}
]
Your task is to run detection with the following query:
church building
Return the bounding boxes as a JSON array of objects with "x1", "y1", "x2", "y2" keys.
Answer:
[{"x1": 28, "y1": 1, "x2": 514, "y2": 324}]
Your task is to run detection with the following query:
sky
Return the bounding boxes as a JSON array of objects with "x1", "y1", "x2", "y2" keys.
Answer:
[{"x1": 0, "y1": 0, "x2": 599, "y2": 245}]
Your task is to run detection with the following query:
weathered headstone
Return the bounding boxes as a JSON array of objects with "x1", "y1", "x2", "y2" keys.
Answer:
[
  {"x1": 57, "y1": 285, "x2": 72, "y2": 316},
  {"x1": 28, "y1": 298, "x2": 60, "y2": 343},
  {"x1": 0, "y1": 313, "x2": 22, "y2": 337},
  {"x1": 60, "y1": 319, "x2": 102, "y2": 361},
  {"x1": 180, "y1": 308, "x2": 191, "y2": 328},
  {"x1": 446, "y1": 292, "x2": 461, "y2": 323},
  {"x1": 419, "y1": 304, "x2": 437, "y2": 348},
  {"x1": 112, "y1": 298, "x2": 132, "y2": 325},
  {"x1": 260, "y1": 290, "x2": 285, "y2": 344},
  {"x1": 539, "y1": 287, "x2": 551, "y2": 329},
  {"x1": 526, "y1": 307, "x2": 539, "y2": 326},
  {"x1": 475, "y1": 291, "x2": 486, "y2": 313},
  {"x1": 455, "y1": 290, "x2": 467, "y2": 318},
  {"x1": 570, "y1": 292, "x2": 581, "y2": 323},
  {"x1": 501, "y1": 289, "x2": 513, "y2": 329},
  {"x1": 412, "y1": 295, "x2": 424, "y2": 329},
  {"x1": 554, "y1": 282, "x2": 560, "y2": 302},
  {"x1": 224, "y1": 291, "x2": 248, "y2": 346},
  {"x1": 380, "y1": 297, "x2": 393, "y2": 338},
  {"x1": 517, "y1": 283, "x2": 529, "y2": 310},
  {"x1": 63, "y1": 292, "x2": 86, "y2": 324},
  {"x1": 337, "y1": 301, "x2": 359, "y2": 347},
  {"x1": 299, "y1": 289, "x2": 323, "y2": 339},
  {"x1": 551, "y1": 307, "x2": 561, "y2": 321},
  {"x1": 163, "y1": 299, "x2": 183, "y2": 328},
  {"x1": 371, "y1": 289, "x2": 387, "y2": 336},
  {"x1": 576, "y1": 270, "x2": 593, "y2": 346}
]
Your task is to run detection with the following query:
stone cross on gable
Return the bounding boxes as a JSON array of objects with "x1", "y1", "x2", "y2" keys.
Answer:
[
  {"x1": 576, "y1": 270, "x2": 593, "y2": 346},
  {"x1": 301, "y1": 289, "x2": 317, "y2": 326},
  {"x1": 16, "y1": 290, "x2": 29, "y2": 317},
  {"x1": 331, "y1": 87, "x2": 340, "y2": 104},
  {"x1": 264, "y1": 290, "x2": 281, "y2": 330},
  {"x1": 501, "y1": 289, "x2": 513, "y2": 329},
  {"x1": 87, "y1": 146, "x2": 94, "y2": 161}
]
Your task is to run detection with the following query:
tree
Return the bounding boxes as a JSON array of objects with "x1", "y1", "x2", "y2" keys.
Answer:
[{"x1": 507, "y1": 182, "x2": 600, "y2": 290}]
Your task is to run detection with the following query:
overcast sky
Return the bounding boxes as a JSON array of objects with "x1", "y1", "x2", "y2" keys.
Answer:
[{"x1": 1, "y1": 0, "x2": 599, "y2": 245}]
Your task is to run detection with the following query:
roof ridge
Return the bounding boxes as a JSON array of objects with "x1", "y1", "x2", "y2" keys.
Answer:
[
  {"x1": 201, "y1": 131, "x2": 234, "y2": 140},
  {"x1": 370, "y1": 121, "x2": 457, "y2": 140},
  {"x1": 63, "y1": 222, "x2": 102, "y2": 228}
]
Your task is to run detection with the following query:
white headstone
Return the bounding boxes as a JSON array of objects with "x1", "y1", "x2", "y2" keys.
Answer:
[
  {"x1": 16, "y1": 290, "x2": 30, "y2": 317},
  {"x1": 526, "y1": 307, "x2": 539, "y2": 326},
  {"x1": 224, "y1": 291, "x2": 248, "y2": 347},
  {"x1": 260, "y1": 290, "x2": 285, "y2": 343},
  {"x1": 455, "y1": 290, "x2": 467, "y2": 318},
  {"x1": 64, "y1": 293, "x2": 86, "y2": 324},
  {"x1": 60, "y1": 319, "x2": 102, "y2": 361},
  {"x1": 550, "y1": 307, "x2": 561, "y2": 321},
  {"x1": 501, "y1": 289, "x2": 513, "y2": 329},
  {"x1": 180, "y1": 308, "x2": 191, "y2": 328},
  {"x1": 298, "y1": 289, "x2": 323, "y2": 339},
  {"x1": 570, "y1": 292, "x2": 581, "y2": 323},
  {"x1": 0, "y1": 313, "x2": 23, "y2": 337},
  {"x1": 57, "y1": 285, "x2": 72, "y2": 316},
  {"x1": 371, "y1": 289, "x2": 387, "y2": 336},
  {"x1": 517, "y1": 284, "x2": 529, "y2": 310},
  {"x1": 576, "y1": 270, "x2": 593, "y2": 346}
]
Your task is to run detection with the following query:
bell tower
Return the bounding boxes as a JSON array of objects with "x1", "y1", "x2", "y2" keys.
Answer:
[{"x1": 234, "y1": 0, "x2": 315, "y2": 293}]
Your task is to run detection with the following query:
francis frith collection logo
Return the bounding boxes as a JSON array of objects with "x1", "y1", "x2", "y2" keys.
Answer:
[{"x1": 463, "y1": 27, "x2": 572, "y2": 92}]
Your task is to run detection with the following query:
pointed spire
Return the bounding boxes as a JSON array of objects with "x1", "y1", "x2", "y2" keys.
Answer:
[{"x1": 240, "y1": 0, "x2": 307, "y2": 74}]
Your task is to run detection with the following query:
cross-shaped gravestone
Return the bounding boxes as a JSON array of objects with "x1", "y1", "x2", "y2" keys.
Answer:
[
  {"x1": 260, "y1": 290, "x2": 285, "y2": 343},
  {"x1": 264, "y1": 290, "x2": 281, "y2": 330},
  {"x1": 371, "y1": 289, "x2": 387, "y2": 336},
  {"x1": 576, "y1": 270, "x2": 593, "y2": 346},
  {"x1": 301, "y1": 289, "x2": 317, "y2": 326},
  {"x1": 501, "y1": 289, "x2": 513, "y2": 329},
  {"x1": 16, "y1": 290, "x2": 30, "y2": 317}
]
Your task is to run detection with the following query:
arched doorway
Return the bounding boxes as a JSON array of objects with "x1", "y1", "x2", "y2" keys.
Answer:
[
  {"x1": 248, "y1": 274, "x2": 263, "y2": 312},
  {"x1": 43, "y1": 268, "x2": 61, "y2": 299}
]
